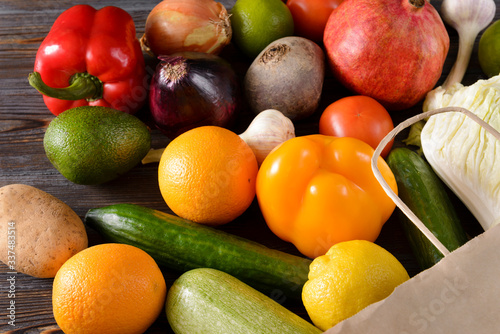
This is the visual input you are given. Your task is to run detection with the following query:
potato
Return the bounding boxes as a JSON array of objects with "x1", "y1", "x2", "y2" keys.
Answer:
[
  {"x1": 244, "y1": 36, "x2": 325, "y2": 121},
  {"x1": 0, "y1": 184, "x2": 88, "y2": 278}
]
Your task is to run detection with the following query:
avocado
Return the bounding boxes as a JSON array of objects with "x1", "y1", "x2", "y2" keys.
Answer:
[{"x1": 43, "y1": 106, "x2": 151, "y2": 185}]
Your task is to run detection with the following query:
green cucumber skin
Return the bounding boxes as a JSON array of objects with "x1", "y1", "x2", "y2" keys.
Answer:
[
  {"x1": 387, "y1": 148, "x2": 468, "y2": 270},
  {"x1": 166, "y1": 268, "x2": 322, "y2": 334},
  {"x1": 84, "y1": 203, "x2": 311, "y2": 301}
]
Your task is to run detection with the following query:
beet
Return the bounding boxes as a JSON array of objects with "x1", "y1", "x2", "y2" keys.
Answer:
[{"x1": 244, "y1": 37, "x2": 325, "y2": 121}]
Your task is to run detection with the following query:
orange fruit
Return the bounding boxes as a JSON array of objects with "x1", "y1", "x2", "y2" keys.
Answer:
[
  {"x1": 52, "y1": 243, "x2": 167, "y2": 334},
  {"x1": 158, "y1": 126, "x2": 258, "y2": 225}
]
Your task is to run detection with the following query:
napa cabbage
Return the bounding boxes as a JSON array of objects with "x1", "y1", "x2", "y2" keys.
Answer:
[{"x1": 420, "y1": 76, "x2": 500, "y2": 231}]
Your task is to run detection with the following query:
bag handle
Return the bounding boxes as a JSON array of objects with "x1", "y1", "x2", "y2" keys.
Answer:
[{"x1": 371, "y1": 106, "x2": 500, "y2": 257}]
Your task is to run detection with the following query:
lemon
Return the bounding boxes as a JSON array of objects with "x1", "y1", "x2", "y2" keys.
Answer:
[
  {"x1": 479, "y1": 19, "x2": 500, "y2": 78},
  {"x1": 302, "y1": 240, "x2": 410, "y2": 331},
  {"x1": 230, "y1": 0, "x2": 294, "y2": 59}
]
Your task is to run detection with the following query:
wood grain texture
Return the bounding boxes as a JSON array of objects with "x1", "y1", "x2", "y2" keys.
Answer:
[{"x1": 0, "y1": 0, "x2": 492, "y2": 332}]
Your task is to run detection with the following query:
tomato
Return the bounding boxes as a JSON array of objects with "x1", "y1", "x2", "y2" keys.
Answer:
[
  {"x1": 287, "y1": 0, "x2": 343, "y2": 43},
  {"x1": 319, "y1": 95, "x2": 394, "y2": 158}
]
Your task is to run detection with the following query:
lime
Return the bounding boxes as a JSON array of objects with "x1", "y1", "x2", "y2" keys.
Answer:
[
  {"x1": 231, "y1": 0, "x2": 294, "y2": 59},
  {"x1": 479, "y1": 19, "x2": 500, "y2": 78}
]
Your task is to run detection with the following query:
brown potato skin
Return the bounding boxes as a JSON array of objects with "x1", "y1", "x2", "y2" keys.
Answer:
[
  {"x1": 0, "y1": 184, "x2": 88, "y2": 278},
  {"x1": 244, "y1": 36, "x2": 325, "y2": 121}
]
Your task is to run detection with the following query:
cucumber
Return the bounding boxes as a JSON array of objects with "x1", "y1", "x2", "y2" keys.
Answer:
[
  {"x1": 166, "y1": 268, "x2": 322, "y2": 334},
  {"x1": 84, "y1": 203, "x2": 311, "y2": 301},
  {"x1": 387, "y1": 147, "x2": 469, "y2": 270}
]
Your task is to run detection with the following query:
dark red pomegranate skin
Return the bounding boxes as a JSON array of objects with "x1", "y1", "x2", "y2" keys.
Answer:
[{"x1": 323, "y1": 0, "x2": 450, "y2": 111}]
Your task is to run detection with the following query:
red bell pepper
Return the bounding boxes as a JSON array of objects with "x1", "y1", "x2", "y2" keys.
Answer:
[{"x1": 28, "y1": 5, "x2": 147, "y2": 115}]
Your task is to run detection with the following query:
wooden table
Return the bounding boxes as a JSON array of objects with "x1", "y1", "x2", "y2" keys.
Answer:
[{"x1": 0, "y1": 0, "x2": 494, "y2": 332}]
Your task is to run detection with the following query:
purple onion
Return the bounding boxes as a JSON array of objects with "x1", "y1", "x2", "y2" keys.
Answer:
[{"x1": 149, "y1": 52, "x2": 241, "y2": 139}]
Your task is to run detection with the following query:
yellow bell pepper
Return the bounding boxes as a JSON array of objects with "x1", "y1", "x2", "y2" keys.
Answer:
[{"x1": 256, "y1": 135, "x2": 397, "y2": 258}]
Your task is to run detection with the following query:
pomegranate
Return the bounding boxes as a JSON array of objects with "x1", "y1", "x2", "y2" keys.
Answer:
[{"x1": 323, "y1": 0, "x2": 449, "y2": 111}]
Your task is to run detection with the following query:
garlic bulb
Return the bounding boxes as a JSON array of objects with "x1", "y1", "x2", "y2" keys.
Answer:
[
  {"x1": 239, "y1": 109, "x2": 295, "y2": 165},
  {"x1": 440, "y1": 0, "x2": 496, "y2": 89}
]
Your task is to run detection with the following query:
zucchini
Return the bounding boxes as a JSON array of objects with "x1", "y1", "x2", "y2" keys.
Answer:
[
  {"x1": 166, "y1": 268, "x2": 322, "y2": 334},
  {"x1": 387, "y1": 147, "x2": 469, "y2": 270},
  {"x1": 84, "y1": 203, "x2": 311, "y2": 301}
]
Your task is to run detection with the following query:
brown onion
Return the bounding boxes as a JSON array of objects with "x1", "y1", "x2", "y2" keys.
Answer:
[{"x1": 141, "y1": 0, "x2": 232, "y2": 56}]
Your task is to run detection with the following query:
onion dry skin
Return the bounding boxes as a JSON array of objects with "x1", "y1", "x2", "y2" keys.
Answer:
[{"x1": 142, "y1": 0, "x2": 232, "y2": 56}]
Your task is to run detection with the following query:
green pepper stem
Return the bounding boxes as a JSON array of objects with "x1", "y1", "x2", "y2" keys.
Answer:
[{"x1": 28, "y1": 72, "x2": 103, "y2": 101}]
